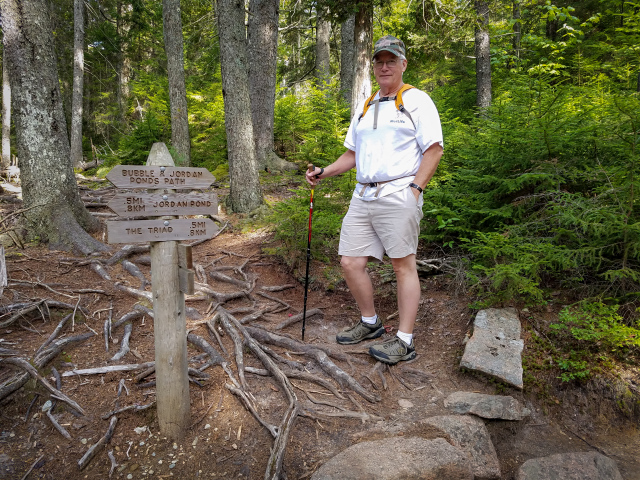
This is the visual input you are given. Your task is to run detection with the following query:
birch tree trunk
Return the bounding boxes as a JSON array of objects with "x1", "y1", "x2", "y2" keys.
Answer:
[
  {"x1": 70, "y1": 0, "x2": 85, "y2": 169},
  {"x1": 475, "y1": 1, "x2": 492, "y2": 110},
  {"x1": 512, "y1": 1, "x2": 521, "y2": 64},
  {"x1": 315, "y1": 8, "x2": 331, "y2": 87},
  {"x1": 217, "y1": 0, "x2": 263, "y2": 213},
  {"x1": 117, "y1": 2, "x2": 132, "y2": 123},
  {"x1": 0, "y1": 0, "x2": 107, "y2": 253},
  {"x1": 352, "y1": 1, "x2": 372, "y2": 113},
  {"x1": 340, "y1": 14, "x2": 355, "y2": 111},
  {"x1": 247, "y1": 0, "x2": 295, "y2": 173},
  {"x1": 2, "y1": 55, "x2": 10, "y2": 171},
  {"x1": 162, "y1": 0, "x2": 191, "y2": 166}
]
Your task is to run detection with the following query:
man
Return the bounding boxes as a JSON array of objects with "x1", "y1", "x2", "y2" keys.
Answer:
[{"x1": 306, "y1": 35, "x2": 443, "y2": 365}]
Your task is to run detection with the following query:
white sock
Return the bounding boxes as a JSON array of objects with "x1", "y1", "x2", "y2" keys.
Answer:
[
  {"x1": 396, "y1": 331, "x2": 413, "y2": 345},
  {"x1": 361, "y1": 314, "x2": 378, "y2": 325}
]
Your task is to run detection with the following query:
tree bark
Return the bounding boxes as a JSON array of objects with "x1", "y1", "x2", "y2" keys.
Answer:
[
  {"x1": 315, "y1": 7, "x2": 331, "y2": 87},
  {"x1": 352, "y1": 1, "x2": 372, "y2": 113},
  {"x1": 247, "y1": 0, "x2": 295, "y2": 173},
  {"x1": 162, "y1": 0, "x2": 191, "y2": 166},
  {"x1": 117, "y1": 2, "x2": 132, "y2": 123},
  {"x1": 217, "y1": 0, "x2": 263, "y2": 213},
  {"x1": 2, "y1": 54, "x2": 10, "y2": 170},
  {"x1": 475, "y1": 1, "x2": 492, "y2": 110},
  {"x1": 70, "y1": 0, "x2": 85, "y2": 169},
  {"x1": 511, "y1": 1, "x2": 521, "y2": 66},
  {"x1": 1, "y1": 0, "x2": 107, "y2": 254},
  {"x1": 340, "y1": 14, "x2": 355, "y2": 109}
]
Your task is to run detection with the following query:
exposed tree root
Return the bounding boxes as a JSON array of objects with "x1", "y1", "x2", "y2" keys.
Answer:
[
  {"x1": 78, "y1": 416, "x2": 117, "y2": 470},
  {"x1": 274, "y1": 308, "x2": 323, "y2": 330}
]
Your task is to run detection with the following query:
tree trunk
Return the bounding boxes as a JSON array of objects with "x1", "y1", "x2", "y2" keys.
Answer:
[
  {"x1": 352, "y1": 1, "x2": 372, "y2": 113},
  {"x1": 70, "y1": 0, "x2": 85, "y2": 169},
  {"x1": 217, "y1": 0, "x2": 263, "y2": 213},
  {"x1": 1, "y1": 0, "x2": 107, "y2": 254},
  {"x1": 512, "y1": 1, "x2": 521, "y2": 66},
  {"x1": 340, "y1": 14, "x2": 355, "y2": 110},
  {"x1": 315, "y1": 8, "x2": 331, "y2": 87},
  {"x1": 162, "y1": 0, "x2": 191, "y2": 166},
  {"x1": 117, "y1": 2, "x2": 132, "y2": 123},
  {"x1": 2, "y1": 55, "x2": 10, "y2": 171},
  {"x1": 247, "y1": 0, "x2": 295, "y2": 173},
  {"x1": 475, "y1": 1, "x2": 492, "y2": 110}
]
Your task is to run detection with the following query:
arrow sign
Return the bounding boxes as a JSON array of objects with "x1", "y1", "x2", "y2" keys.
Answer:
[
  {"x1": 107, "y1": 218, "x2": 218, "y2": 244},
  {"x1": 107, "y1": 192, "x2": 218, "y2": 217},
  {"x1": 106, "y1": 165, "x2": 216, "y2": 189}
]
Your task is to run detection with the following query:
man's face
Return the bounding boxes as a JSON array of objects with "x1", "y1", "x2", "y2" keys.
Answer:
[{"x1": 373, "y1": 51, "x2": 407, "y2": 92}]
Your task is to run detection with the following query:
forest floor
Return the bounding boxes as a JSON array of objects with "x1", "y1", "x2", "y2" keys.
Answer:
[{"x1": 1, "y1": 178, "x2": 640, "y2": 480}]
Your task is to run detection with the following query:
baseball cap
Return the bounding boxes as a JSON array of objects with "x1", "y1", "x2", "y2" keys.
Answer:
[{"x1": 372, "y1": 35, "x2": 406, "y2": 60}]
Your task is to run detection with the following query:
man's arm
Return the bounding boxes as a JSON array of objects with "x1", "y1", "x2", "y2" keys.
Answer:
[
  {"x1": 411, "y1": 143, "x2": 443, "y2": 199},
  {"x1": 305, "y1": 149, "x2": 356, "y2": 186}
]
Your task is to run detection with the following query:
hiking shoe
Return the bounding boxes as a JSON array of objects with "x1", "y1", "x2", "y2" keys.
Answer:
[
  {"x1": 336, "y1": 317, "x2": 385, "y2": 345},
  {"x1": 369, "y1": 336, "x2": 416, "y2": 365}
]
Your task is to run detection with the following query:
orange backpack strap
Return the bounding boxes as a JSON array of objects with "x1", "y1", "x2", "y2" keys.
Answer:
[
  {"x1": 358, "y1": 90, "x2": 379, "y2": 121},
  {"x1": 395, "y1": 84, "x2": 415, "y2": 128}
]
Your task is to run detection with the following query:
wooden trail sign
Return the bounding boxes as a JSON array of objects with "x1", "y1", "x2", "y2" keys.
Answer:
[
  {"x1": 107, "y1": 218, "x2": 218, "y2": 244},
  {"x1": 106, "y1": 165, "x2": 216, "y2": 189},
  {"x1": 107, "y1": 192, "x2": 218, "y2": 217}
]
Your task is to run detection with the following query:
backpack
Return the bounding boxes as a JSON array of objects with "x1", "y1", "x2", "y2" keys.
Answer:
[{"x1": 357, "y1": 84, "x2": 415, "y2": 129}]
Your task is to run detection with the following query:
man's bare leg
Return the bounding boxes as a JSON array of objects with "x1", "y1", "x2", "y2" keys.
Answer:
[
  {"x1": 390, "y1": 254, "x2": 420, "y2": 335},
  {"x1": 340, "y1": 255, "x2": 376, "y2": 317}
]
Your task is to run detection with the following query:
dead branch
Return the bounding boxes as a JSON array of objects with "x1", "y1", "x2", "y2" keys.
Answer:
[
  {"x1": 121, "y1": 260, "x2": 149, "y2": 290},
  {"x1": 0, "y1": 304, "x2": 40, "y2": 329},
  {"x1": 37, "y1": 313, "x2": 73, "y2": 353},
  {"x1": 113, "y1": 310, "x2": 144, "y2": 330},
  {"x1": 62, "y1": 362, "x2": 155, "y2": 377},
  {"x1": 0, "y1": 357, "x2": 85, "y2": 415},
  {"x1": 194, "y1": 282, "x2": 248, "y2": 303},
  {"x1": 46, "y1": 409, "x2": 72, "y2": 439},
  {"x1": 51, "y1": 366, "x2": 62, "y2": 390},
  {"x1": 186, "y1": 333, "x2": 225, "y2": 366},
  {"x1": 108, "y1": 450, "x2": 118, "y2": 478},
  {"x1": 20, "y1": 454, "x2": 44, "y2": 480},
  {"x1": 115, "y1": 283, "x2": 152, "y2": 302},
  {"x1": 216, "y1": 312, "x2": 249, "y2": 390},
  {"x1": 209, "y1": 271, "x2": 251, "y2": 290},
  {"x1": 274, "y1": 308, "x2": 323, "y2": 330},
  {"x1": 260, "y1": 285, "x2": 296, "y2": 292},
  {"x1": 194, "y1": 263, "x2": 207, "y2": 284},
  {"x1": 246, "y1": 327, "x2": 380, "y2": 404},
  {"x1": 101, "y1": 402, "x2": 155, "y2": 420},
  {"x1": 90, "y1": 261, "x2": 112, "y2": 281},
  {"x1": 109, "y1": 323, "x2": 132, "y2": 362},
  {"x1": 222, "y1": 310, "x2": 300, "y2": 480},
  {"x1": 134, "y1": 366, "x2": 156, "y2": 383},
  {"x1": 104, "y1": 318, "x2": 110, "y2": 353},
  {"x1": 256, "y1": 290, "x2": 290, "y2": 309},
  {"x1": 239, "y1": 307, "x2": 277, "y2": 325},
  {"x1": 78, "y1": 416, "x2": 117, "y2": 470},
  {"x1": 105, "y1": 245, "x2": 150, "y2": 266},
  {"x1": 206, "y1": 318, "x2": 229, "y2": 356},
  {"x1": 225, "y1": 383, "x2": 278, "y2": 438}
]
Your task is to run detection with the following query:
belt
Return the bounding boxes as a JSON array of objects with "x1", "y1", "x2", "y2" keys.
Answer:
[{"x1": 357, "y1": 176, "x2": 413, "y2": 198}]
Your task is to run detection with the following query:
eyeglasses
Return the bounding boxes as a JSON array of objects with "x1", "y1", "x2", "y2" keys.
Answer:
[{"x1": 373, "y1": 59, "x2": 399, "y2": 69}]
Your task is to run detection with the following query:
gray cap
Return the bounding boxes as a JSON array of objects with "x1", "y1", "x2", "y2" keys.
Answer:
[{"x1": 372, "y1": 35, "x2": 406, "y2": 60}]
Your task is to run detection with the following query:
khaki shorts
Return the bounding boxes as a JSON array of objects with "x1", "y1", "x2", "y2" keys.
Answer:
[{"x1": 338, "y1": 186, "x2": 424, "y2": 261}]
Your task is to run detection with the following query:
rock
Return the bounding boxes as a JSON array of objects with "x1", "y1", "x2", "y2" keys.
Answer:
[
  {"x1": 398, "y1": 399, "x2": 413, "y2": 409},
  {"x1": 516, "y1": 452, "x2": 623, "y2": 480},
  {"x1": 423, "y1": 415, "x2": 501, "y2": 480},
  {"x1": 460, "y1": 308, "x2": 524, "y2": 389},
  {"x1": 311, "y1": 437, "x2": 473, "y2": 480},
  {"x1": 444, "y1": 392, "x2": 530, "y2": 420}
]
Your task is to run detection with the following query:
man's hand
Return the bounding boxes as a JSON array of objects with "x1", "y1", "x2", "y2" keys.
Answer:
[
  {"x1": 305, "y1": 165, "x2": 323, "y2": 186},
  {"x1": 411, "y1": 186, "x2": 421, "y2": 203}
]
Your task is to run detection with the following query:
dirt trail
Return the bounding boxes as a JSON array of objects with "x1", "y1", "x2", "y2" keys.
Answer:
[{"x1": 0, "y1": 228, "x2": 639, "y2": 480}]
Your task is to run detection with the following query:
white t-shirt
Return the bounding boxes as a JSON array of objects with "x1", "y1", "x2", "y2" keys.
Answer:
[{"x1": 344, "y1": 88, "x2": 443, "y2": 201}]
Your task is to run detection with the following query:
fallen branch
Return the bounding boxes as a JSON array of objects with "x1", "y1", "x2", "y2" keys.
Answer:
[
  {"x1": 105, "y1": 245, "x2": 150, "y2": 266},
  {"x1": 121, "y1": 260, "x2": 149, "y2": 290},
  {"x1": 101, "y1": 402, "x2": 155, "y2": 420},
  {"x1": 260, "y1": 285, "x2": 295, "y2": 292},
  {"x1": 20, "y1": 454, "x2": 44, "y2": 480},
  {"x1": 46, "y1": 409, "x2": 72, "y2": 439},
  {"x1": 109, "y1": 323, "x2": 132, "y2": 362},
  {"x1": 90, "y1": 261, "x2": 112, "y2": 281},
  {"x1": 274, "y1": 308, "x2": 323, "y2": 330},
  {"x1": 209, "y1": 271, "x2": 251, "y2": 290},
  {"x1": 0, "y1": 357, "x2": 85, "y2": 415},
  {"x1": 38, "y1": 313, "x2": 74, "y2": 353},
  {"x1": 78, "y1": 416, "x2": 117, "y2": 470},
  {"x1": 115, "y1": 283, "x2": 152, "y2": 302},
  {"x1": 62, "y1": 362, "x2": 154, "y2": 377},
  {"x1": 186, "y1": 333, "x2": 225, "y2": 367}
]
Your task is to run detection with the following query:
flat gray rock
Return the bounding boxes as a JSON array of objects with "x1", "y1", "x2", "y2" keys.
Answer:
[
  {"x1": 423, "y1": 415, "x2": 501, "y2": 480},
  {"x1": 311, "y1": 437, "x2": 473, "y2": 480},
  {"x1": 444, "y1": 391, "x2": 530, "y2": 420},
  {"x1": 516, "y1": 451, "x2": 623, "y2": 480},
  {"x1": 461, "y1": 308, "x2": 524, "y2": 389}
]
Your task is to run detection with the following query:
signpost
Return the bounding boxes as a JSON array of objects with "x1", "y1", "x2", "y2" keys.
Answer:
[{"x1": 104, "y1": 142, "x2": 218, "y2": 440}]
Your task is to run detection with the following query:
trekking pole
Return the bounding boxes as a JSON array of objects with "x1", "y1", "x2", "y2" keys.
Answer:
[{"x1": 302, "y1": 163, "x2": 316, "y2": 341}]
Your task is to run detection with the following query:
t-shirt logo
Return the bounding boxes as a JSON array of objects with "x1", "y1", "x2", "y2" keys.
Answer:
[{"x1": 390, "y1": 109, "x2": 406, "y2": 124}]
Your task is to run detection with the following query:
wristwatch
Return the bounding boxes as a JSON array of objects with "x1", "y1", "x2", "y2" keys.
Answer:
[{"x1": 409, "y1": 183, "x2": 423, "y2": 193}]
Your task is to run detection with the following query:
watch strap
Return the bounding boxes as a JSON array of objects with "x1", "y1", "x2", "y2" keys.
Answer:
[{"x1": 409, "y1": 182, "x2": 423, "y2": 193}]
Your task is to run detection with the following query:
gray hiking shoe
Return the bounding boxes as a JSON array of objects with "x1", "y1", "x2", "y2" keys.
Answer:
[
  {"x1": 369, "y1": 336, "x2": 416, "y2": 365},
  {"x1": 336, "y1": 317, "x2": 385, "y2": 345}
]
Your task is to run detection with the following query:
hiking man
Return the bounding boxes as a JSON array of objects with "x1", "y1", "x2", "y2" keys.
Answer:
[{"x1": 305, "y1": 35, "x2": 443, "y2": 365}]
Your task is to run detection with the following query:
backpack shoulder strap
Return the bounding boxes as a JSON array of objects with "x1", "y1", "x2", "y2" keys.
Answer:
[
  {"x1": 358, "y1": 90, "x2": 379, "y2": 121},
  {"x1": 395, "y1": 84, "x2": 416, "y2": 128}
]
